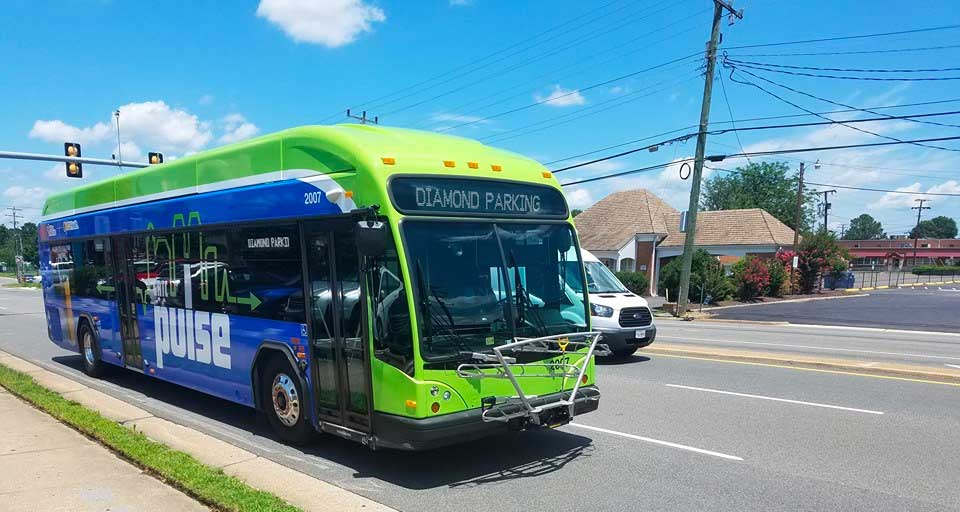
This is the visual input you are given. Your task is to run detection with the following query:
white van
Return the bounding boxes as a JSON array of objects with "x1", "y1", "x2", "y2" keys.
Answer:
[{"x1": 581, "y1": 249, "x2": 656, "y2": 357}]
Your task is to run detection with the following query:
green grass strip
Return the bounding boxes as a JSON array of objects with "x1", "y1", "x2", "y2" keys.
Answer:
[{"x1": 0, "y1": 362, "x2": 302, "y2": 512}]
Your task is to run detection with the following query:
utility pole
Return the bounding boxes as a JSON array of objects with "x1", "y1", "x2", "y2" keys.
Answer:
[
  {"x1": 6, "y1": 207, "x2": 23, "y2": 283},
  {"x1": 814, "y1": 189, "x2": 836, "y2": 232},
  {"x1": 676, "y1": 0, "x2": 743, "y2": 316},
  {"x1": 911, "y1": 198, "x2": 931, "y2": 266},
  {"x1": 788, "y1": 162, "x2": 806, "y2": 293},
  {"x1": 839, "y1": 224, "x2": 846, "y2": 237}
]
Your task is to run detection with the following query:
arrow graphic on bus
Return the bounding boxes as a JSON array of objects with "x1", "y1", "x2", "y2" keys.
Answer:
[
  {"x1": 96, "y1": 283, "x2": 115, "y2": 294},
  {"x1": 229, "y1": 291, "x2": 262, "y2": 311}
]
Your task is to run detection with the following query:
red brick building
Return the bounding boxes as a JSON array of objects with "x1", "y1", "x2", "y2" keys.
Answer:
[{"x1": 839, "y1": 238, "x2": 960, "y2": 269}]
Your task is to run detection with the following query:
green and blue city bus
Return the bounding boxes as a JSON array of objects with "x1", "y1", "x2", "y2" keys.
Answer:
[{"x1": 38, "y1": 124, "x2": 605, "y2": 450}]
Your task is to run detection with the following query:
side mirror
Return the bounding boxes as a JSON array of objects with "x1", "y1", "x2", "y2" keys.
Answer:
[
  {"x1": 356, "y1": 220, "x2": 390, "y2": 257},
  {"x1": 558, "y1": 228, "x2": 573, "y2": 253}
]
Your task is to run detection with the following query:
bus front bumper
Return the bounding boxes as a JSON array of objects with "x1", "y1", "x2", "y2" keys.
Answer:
[{"x1": 371, "y1": 385, "x2": 600, "y2": 451}]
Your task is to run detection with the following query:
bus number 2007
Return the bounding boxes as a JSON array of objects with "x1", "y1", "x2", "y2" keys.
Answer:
[{"x1": 304, "y1": 191, "x2": 326, "y2": 205}]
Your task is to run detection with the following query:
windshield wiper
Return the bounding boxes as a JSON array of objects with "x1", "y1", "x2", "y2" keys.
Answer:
[
  {"x1": 415, "y1": 259, "x2": 471, "y2": 354},
  {"x1": 414, "y1": 260, "x2": 434, "y2": 344}
]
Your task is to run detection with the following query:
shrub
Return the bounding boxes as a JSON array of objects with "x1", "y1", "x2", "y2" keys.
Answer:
[
  {"x1": 912, "y1": 265, "x2": 960, "y2": 276},
  {"x1": 613, "y1": 271, "x2": 649, "y2": 295},
  {"x1": 732, "y1": 256, "x2": 770, "y2": 301},
  {"x1": 658, "y1": 249, "x2": 732, "y2": 303},
  {"x1": 766, "y1": 258, "x2": 788, "y2": 297},
  {"x1": 795, "y1": 231, "x2": 850, "y2": 294}
]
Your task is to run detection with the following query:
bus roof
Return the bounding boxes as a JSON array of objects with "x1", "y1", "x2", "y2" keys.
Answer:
[{"x1": 41, "y1": 124, "x2": 552, "y2": 221}]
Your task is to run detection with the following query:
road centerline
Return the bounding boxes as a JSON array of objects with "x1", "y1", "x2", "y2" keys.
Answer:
[
  {"x1": 568, "y1": 423, "x2": 744, "y2": 461},
  {"x1": 665, "y1": 384, "x2": 884, "y2": 415},
  {"x1": 658, "y1": 335, "x2": 960, "y2": 362}
]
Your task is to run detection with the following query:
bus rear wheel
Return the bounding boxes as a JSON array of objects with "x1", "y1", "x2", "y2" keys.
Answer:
[
  {"x1": 79, "y1": 323, "x2": 105, "y2": 378},
  {"x1": 261, "y1": 357, "x2": 315, "y2": 445}
]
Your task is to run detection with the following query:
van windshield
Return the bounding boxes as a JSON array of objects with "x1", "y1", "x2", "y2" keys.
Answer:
[{"x1": 583, "y1": 261, "x2": 628, "y2": 293}]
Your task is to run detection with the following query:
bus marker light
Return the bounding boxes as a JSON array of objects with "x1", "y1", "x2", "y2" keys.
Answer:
[
  {"x1": 405, "y1": 400, "x2": 417, "y2": 408},
  {"x1": 431, "y1": 402, "x2": 441, "y2": 413},
  {"x1": 381, "y1": 157, "x2": 396, "y2": 165},
  {"x1": 468, "y1": 161, "x2": 479, "y2": 169},
  {"x1": 345, "y1": 190, "x2": 354, "y2": 199},
  {"x1": 443, "y1": 160, "x2": 456, "y2": 168},
  {"x1": 542, "y1": 171, "x2": 553, "y2": 179},
  {"x1": 491, "y1": 164, "x2": 502, "y2": 172}
]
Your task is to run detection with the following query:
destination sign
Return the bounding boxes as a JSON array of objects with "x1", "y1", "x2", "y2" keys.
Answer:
[{"x1": 391, "y1": 177, "x2": 568, "y2": 218}]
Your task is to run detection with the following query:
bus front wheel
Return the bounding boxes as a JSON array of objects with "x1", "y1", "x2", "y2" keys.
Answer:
[
  {"x1": 261, "y1": 357, "x2": 315, "y2": 445},
  {"x1": 79, "y1": 322, "x2": 105, "y2": 378}
]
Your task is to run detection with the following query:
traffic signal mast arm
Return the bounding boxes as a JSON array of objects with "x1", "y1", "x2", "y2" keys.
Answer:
[{"x1": 0, "y1": 150, "x2": 151, "y2": 169}]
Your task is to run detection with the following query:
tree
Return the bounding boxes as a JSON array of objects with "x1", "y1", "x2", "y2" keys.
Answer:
[
  {"x1": 659, "y1": 249, "x2": 732, "y2": 303},
  {"x1": 910, "y1": 216, "x2": 958, "y2": 239},
  {"x1": 843, "y1": 214, "x2": 885, "y2": 240},
  {"x1": 701, "y1": 161, "x2": 815, "y2": 231},
  {"x1": 571, "y1": 209, "x2": 583, "y2": 217},
  {"x1": 795, "y1": 231, "x2": 849, "y2": 294}
]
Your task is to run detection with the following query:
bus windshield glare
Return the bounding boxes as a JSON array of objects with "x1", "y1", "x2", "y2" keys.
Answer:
[{"x1": 403, "y1": 221, "x2": 588, "y2": 361}]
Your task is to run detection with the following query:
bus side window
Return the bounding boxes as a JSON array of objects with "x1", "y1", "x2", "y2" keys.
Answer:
[{"x1": 371, "y1": 248, "x2": 414, "y2": 375}]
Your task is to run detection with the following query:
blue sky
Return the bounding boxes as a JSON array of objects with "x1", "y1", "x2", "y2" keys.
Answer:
[{"x1": 2, "y1": 0, "x2": 959, "y2": 234}]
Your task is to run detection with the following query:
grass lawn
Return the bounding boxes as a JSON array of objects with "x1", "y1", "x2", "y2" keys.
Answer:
[{"x1": 0, "y1": 362, "x2": 302, "y2": 512}]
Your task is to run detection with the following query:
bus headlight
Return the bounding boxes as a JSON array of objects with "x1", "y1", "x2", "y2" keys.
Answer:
[{"x1": 590, "y1": 303, "x2": 614, "y2": 317}]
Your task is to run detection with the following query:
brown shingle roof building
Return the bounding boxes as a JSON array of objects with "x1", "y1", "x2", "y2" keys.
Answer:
[{"x1": 573, "y1": 189, "x2": 796, "y2": 295}]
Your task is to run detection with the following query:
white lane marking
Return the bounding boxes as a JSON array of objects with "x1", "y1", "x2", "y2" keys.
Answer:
[
  {"x1": 658, "y1": 318, "x2": 960, "y2": 338},
  {"x1": 666, "y1": 384, "x2": 884, "y2": 415},
  {"x1": 859, "y1": 362, "x2": 879, "y2": 367},
  {"x1": 945, "y1": 364, "x2": 960, "y2": 370},
  {"x1": 658, "y1": 335, "x2": 960, "y2": 362},
  {"x1": 568, "y1": 423, "x2": 743, "y2": 461},
  {"x1": 0, "y1": 306, "x2": 8, "y2": 310}
]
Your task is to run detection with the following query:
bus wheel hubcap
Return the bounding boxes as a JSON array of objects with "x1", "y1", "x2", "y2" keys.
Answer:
[
  {"x1": 272, "y1": 374, "x2": 300, "y2": 427},
  {"x1": 83, "y1": 332, "x2": 95, "y2": 365}
]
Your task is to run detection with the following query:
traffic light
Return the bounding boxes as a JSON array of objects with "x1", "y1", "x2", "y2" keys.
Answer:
[
  {"x1": 148, "y1": 152, "x2": 163, "y2": 165},
  {"x1": 64, "y1": 142, "x2": 82, "y2": 178}
]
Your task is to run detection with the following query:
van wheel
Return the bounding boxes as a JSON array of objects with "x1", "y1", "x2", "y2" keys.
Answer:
[
  {"x1": 79, "y1": 323, "x2": 105, "y2": 378},
  {"x1": 612, "y1": 346, "x2": 639, "y2": 358},
  {"x1": 261, "y1": 357, "x2": 315, "y2": 445}
]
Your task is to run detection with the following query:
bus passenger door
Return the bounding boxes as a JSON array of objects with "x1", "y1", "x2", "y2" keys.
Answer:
[
  {"x1": 303, "y1": 222, "x2": 372, "y2": 433},
  {"x1": 113, "y1": 236, "x2": 143, "y2": 369}
]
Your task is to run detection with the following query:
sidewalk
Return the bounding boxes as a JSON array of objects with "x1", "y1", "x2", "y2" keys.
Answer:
[{"x1": 0, "y1": 386, "x2": 208, "y2": 512}]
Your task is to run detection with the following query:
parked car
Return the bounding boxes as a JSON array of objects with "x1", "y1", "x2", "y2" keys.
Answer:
[{"x1": 581, "y1": 249, "x2": 656, "y2": 357}]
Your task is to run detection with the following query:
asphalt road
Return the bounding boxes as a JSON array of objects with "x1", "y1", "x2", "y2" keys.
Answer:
[
  {"x1": 1, "y1": 286, "x2": 959, "y2": 511},
  {"x1": 656, "y1": 318, "x2": 960, "y2": 369},
  {"x1": 709, "y1": 286, "x2": 960, "y2": 333}
]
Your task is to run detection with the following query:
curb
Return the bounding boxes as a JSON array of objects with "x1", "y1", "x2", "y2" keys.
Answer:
[
  {"x1": 703, "y1": 293, "x2": 870, "y2": 310},
  {"x1": 846, "y1": 279, "x2": 960, "y2": 292},
  {"x1": 0, "y1": 351, "x2": 395, "y2": 512},
  {"x1": 644, "y1": 344, "x2": 960, "y2": 385}
]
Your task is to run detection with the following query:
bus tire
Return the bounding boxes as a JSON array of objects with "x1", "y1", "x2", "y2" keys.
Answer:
[
  {"x1": 261, "y1": 356, "x2": 314, "y2": 445},
  {"x1": 78, "y1": 322, "x2": 105, "y2": 378}
]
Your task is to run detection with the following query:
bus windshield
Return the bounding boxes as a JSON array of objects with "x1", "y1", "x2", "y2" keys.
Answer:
[{"x1": 403, "y1": 221, "x2": 588, "y2": 361}]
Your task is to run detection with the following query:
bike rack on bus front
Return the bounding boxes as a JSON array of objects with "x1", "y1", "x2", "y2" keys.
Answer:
[{"x1": 456, "y1": 332, "x2": 609, "y2": 425}]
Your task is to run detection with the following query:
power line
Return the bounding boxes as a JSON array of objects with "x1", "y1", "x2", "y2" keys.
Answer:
[
  {"x1": 559, "y1": 161, "x2": 675, "y2": 187},
  {"x1": 725, "y1": 59, "x2": 960, "y2": 74},
  {"x1": 435, "y1": 50, "x2": 705, "y2": 131},
  {"x1": 722, "y1": 24, "x2": 960, "y2": 50},
  {"x1": 543, "y1": 97, "x2": 960, "y2": 167},
  {"x1": 724, "y1": 64, "x2": 960, "y2": 130},
  {"x1": 379, "y1": 0, "x2": 688, "y2": 118},
  {"x1": 415, "y1": 8, "x2": 711, "y2": 129},
  {"x1": 552, "y1": 108, "x2": 960, "y2": 173},
  {"x1": 725, "y1": 61, "x2": 960, "y2": 81},
  {"x1": 726, "y1": 43, "x2": 960, "y2": 58},
  {"x1": 319, "y1": 0, "x2": 628, "y2": 122},
  {"x1": 710, "y1": 135, "x2": 960, "y2": 160},
  {"x1": 718, "y1": 64, "x2": 750, "y2": 163},
  {"x1": 725, "y1": 66, "x2": 960, "y2": 153}
]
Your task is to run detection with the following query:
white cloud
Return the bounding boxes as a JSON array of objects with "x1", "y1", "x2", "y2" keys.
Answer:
[
  {"x1": 870, "y1": 180, "x2": 960, "y2": 210},
  {"x1": 257, "y1": 0, "x2": 386, "y2": 48},
  {"x1": 535, "y1": 85, "x2": 586, "y2": 107},
  {"x1": 29, "y1": 119, "x2": 112, "y2": 145},
  {"x1": 565, "y1": 188, "x2": 594, "y2": 209},
  {"x1": 219, "y1": 114, "x2": 260, "y2": 144},
  {"x1": 430, "y1": 112, "x2": 489, "y2": 125},
  {"x1": 30, "y1": 101, "x2": 213, "y2": 158},
  {"x1": 3, "y1": 185, "x2": 51, "y2": 206}
]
